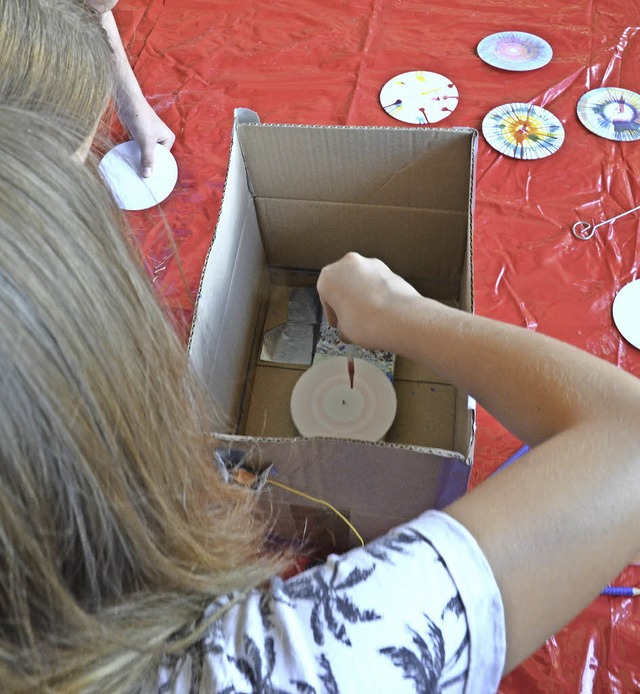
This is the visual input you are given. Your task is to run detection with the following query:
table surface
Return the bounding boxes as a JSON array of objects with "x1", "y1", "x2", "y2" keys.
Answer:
[{"x1": 112, "y1": 1, "x2": 640, "y2": 690}]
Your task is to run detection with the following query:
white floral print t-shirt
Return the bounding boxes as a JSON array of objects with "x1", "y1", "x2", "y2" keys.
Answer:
[{"x1": 159, "y1": 510, "x2": 506, "y2": 693}]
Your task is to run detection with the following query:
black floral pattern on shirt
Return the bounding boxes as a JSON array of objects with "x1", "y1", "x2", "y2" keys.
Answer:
[
  {"x1": 224, "y1": 635, "x2": 342, "y2": 694},
  {"x1": 380, "y1": 613, "x2": 446, "y2": 692},
  {"x1": 159, "y1": 615, "x2": 226, "y2": 693},
  {"x1": 288, "y1": 654, "x2": 340, "y2": 694},
  {"x1": 224, "y1": 634, "x2": 290, "y2": 693},
  {"x1": 282, "y1": 560, "x2": 381, "y2": 646},
  {"x1": 442, "y1": 594, "x2": 464, "y2": 620},
  {"x1": 160, "y1": 515, "x2": 486, "y2": 692},
  {"x1": 365, "y1": 528, "x2": 428, "y2": 562}
]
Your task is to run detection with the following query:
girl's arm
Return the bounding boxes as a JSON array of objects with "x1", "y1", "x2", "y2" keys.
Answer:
[
  {"x1": 317, "y1": 252, "x2": 640, "y2": 674},
  {"x1": 89, "y1": 2, "x2": 175, "y2": 177}
]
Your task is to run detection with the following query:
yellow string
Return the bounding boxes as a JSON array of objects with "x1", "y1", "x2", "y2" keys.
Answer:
[{"x1": 266, "y1": 479, "x2": 365, "y2": 547}]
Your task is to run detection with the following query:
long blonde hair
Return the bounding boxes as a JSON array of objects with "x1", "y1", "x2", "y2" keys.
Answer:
[
  {"x1": 0, "y1": 0, "x2": 113, "y2": 142},
  {"x1": 0, "y1": 106, "x2": 282, "y2": 692}
]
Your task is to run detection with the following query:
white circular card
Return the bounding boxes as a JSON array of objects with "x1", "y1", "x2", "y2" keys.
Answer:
[
  {"x1": 613, "y1": 279, "x2": 640, "y2": 349},
  {"x1": 290, "y1": 357, "x2": 397, "y2": 441},
  {"x1": 98, "y1": 141, "x2": 178, "y2": 211},
  {"x1": 380, "y1": 71, "x2": 458, "y2": 125},
  {"x1": 482, "y1": 102, "x2": 565, "y2": 159},
  {"x1": 576, "y1": 87, "x2": 640, "y2": 142},
  {"x1": 477, "y1": 31, "x2": 552, "y2": 71}
]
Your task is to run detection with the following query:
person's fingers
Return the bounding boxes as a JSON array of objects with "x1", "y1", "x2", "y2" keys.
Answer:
[
  {"x1": 158, "y1": 130, "x2": 176, "y2": 150},
  {"x1": 139, "y1": 139, "x2": 155, "y2": 178},
  {"x1": 319, "y1": 297, "x2": 338, "y2": 328},
  {"x1": 139, "y1": 127, "x2": 176, "y2": 176}
]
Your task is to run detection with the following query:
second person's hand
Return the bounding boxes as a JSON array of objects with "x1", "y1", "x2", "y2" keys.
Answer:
[
  {"x1": 96, "y1": 5, "x2": 176, "y2": 178},
  {"x1": 117, "y1": 96, "x2": 175, "y2": 178}
]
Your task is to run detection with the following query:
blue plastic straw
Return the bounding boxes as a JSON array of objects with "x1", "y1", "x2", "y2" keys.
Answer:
[{"x1": 601, "y1": 586, "x2": 640, "y2": 597}]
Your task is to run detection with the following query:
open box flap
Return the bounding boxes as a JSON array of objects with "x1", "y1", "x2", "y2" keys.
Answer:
[
  {"x1": 189, "y1": 109, "x2": 267, "y2": 430},
  {"x1": 237, "y1": 121, "x2": 477, "y2": 211}
]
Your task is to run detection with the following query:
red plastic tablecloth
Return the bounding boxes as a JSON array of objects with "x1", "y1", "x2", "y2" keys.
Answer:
[{"x1": 112, "y1": 1, "x2": 640, "y2": 689}]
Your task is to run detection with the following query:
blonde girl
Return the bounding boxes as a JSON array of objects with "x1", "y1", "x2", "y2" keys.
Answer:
[
  {"x1": 0, "y1": 0, "x2": 113, "y2": 146},
  {"x1": 0, "y1": 106, "x2": 281, "y2": 692},
  {"x1": 1, "y1": 112, "x2": 640, "y2": 692}
]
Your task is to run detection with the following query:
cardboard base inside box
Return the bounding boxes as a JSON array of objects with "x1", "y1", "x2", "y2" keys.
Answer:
[{"x1": 189, "y1": 108, "x2": 477, "y2": 554}]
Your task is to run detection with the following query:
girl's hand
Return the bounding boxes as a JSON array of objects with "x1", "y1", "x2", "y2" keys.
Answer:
[
  {"x1": 317, "y1": 252, "x2": 420, "y2": 350},
  {"x1": 92, "y1": 4, "x2": 176, "y2": 177},
  {"x1": 116, "y1": 96, "x2": 175, "y2": 178}
]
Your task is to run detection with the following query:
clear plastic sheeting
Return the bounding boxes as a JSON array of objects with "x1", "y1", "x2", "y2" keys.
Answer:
[{"x1": 113, "y1": 1, "x2": 640, "y2": 689}]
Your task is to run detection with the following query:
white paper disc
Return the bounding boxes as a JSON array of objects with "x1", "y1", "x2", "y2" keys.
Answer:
[
  {"x1": 98, "y1": 141, "x2": 178, "y2": 211},
  {"x1": 379, "y1": 70, "x2": 458, "y2": 125},
  {"x1": 612, "y1": 279, "x2": 640, "y2": 349},
  {"x1": 477, "y1": 31, "x2": 552, "y2": 71},
  {"x1": 290, "y1": 357, "x2": 397, "y2": 441}
]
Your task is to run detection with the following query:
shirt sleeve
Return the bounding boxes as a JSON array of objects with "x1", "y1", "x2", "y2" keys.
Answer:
[{"x1": 162, "y1": 510, "x2": 506, "y2": 693}]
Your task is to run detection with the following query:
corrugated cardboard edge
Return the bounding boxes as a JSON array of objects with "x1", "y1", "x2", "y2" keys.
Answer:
[
  {"x1": 187, "y1": 107, "x2": 261, "y2": 353},
  {"x1": 215, "y1": 431, "x2": 468, "y2": 460}
]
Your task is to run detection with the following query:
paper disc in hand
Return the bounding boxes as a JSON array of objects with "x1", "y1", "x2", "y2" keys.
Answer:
[{"x1": 99, "y1": 141, "x2": 178, "y2": 210}]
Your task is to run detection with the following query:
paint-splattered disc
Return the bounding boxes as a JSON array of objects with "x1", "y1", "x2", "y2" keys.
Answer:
[
  {"x1": 577, "y1": 87, "x2": 640, "y2": 142},
  {"x1": 477, "y1": 31, "x2": 552, "y2": 71},
  {"x1": 482, "y1": 102, "x2": 565, "y2": 159},
  {"x1": 379, "y1": 71, "x2": 458, "y2": 125}
]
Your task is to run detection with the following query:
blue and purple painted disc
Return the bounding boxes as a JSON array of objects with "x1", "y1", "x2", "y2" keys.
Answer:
[
  {"x1": 477, "y1": 31, "x2": 552, "y2": 71},
  {"x1": 577, "y1": 87, "x2": 640, "y2": 142}
]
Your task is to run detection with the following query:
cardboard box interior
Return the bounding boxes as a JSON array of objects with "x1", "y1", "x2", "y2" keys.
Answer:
[{"x1": 189, "y1": 109, "x2": 477, "y2": 552}]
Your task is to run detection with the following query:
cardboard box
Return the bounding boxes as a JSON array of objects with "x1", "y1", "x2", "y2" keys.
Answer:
[{"x1": 189, "y1": 108, "x2": 477, "y2": 554}]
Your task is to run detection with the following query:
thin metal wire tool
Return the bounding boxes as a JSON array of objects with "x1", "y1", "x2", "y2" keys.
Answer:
[{"x1": 572, "y1": 204, "x2": 640, "y2": 240}]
